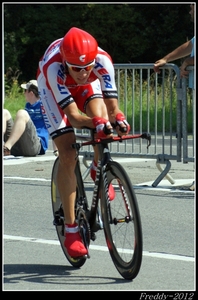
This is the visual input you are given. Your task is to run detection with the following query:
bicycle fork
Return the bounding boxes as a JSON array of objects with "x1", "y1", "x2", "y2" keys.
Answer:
[
  {"x1": 88, "y1": 143, "x2": 112, "y2": 231},
  {"x1": 88, "y1": 160, "x2": 104, "y2": 234}
]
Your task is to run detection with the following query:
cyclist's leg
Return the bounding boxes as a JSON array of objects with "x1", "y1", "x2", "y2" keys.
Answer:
[
  {"x1": 38, "y1": 78, "x2": 87, "y2": 257},
  {"x1": 53, "y1": 133, "x2": 88, "y2": 257},
  {"x1": 53, "y1": 132, "x2": 77, "y2": 225}
]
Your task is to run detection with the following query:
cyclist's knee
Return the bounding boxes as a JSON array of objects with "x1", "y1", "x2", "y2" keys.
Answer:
[{"x1": 60, "y1": 148, "x2": 76, "y2": 162}]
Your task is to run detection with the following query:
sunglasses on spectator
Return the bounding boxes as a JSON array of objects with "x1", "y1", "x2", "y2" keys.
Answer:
[{"x1": 66, "y1": 60, "x2": 95, "y2": 72}]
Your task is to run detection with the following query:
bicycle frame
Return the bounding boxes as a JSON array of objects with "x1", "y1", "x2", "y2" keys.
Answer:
[{"x1": 73, "y1": 132, "x2": 151, "y2": 232}]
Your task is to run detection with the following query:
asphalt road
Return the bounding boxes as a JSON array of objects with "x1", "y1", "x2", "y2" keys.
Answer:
[{"x1": 3, "y1": 147, "x2": 195, "y2": 292}]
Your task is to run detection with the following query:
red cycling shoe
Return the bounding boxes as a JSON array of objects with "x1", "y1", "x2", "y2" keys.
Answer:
[{"x1": 64, "y1": 224, "x2": 88, "y2": 258}]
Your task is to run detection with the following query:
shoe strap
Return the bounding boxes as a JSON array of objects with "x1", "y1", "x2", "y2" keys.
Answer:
[{"x1": 65, "y1": 225, "x2": 78, "y2": 233}]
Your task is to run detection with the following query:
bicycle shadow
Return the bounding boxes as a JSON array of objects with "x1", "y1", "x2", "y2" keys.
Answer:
[{"x1": 4, "y1": 263, "x2": 128, "y2": 287}]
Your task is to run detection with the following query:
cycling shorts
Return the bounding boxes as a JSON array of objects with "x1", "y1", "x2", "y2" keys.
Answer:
[{"x1": 39, "y1": 76, "x2": 104, "y2": 140}]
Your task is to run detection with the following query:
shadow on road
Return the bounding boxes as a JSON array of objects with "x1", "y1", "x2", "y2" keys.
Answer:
[{"x1": 4, "y1": 263, "x2": 128, "y2": 287}]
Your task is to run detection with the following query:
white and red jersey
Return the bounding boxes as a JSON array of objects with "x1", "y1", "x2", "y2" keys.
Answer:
[{"x1": 37, "y1": 38, "x2": 118, "y2": 138}]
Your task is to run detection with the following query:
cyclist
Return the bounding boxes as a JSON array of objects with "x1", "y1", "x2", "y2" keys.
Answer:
[{"x1": 37, "y1": 27, "x2": 130, "y2": 258}]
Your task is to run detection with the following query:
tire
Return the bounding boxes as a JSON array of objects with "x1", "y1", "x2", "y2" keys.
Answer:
[
  {"x1": 100, "y1": 161, "x2": 143, "y2": 280},
  {"x1": 51, "y1": 157, "x2": 87, "y2": 268}
]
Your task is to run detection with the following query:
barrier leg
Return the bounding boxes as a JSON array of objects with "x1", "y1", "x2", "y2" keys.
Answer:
[{"x1": 152, "y1": 158, "x2": 175, "y2": 187}]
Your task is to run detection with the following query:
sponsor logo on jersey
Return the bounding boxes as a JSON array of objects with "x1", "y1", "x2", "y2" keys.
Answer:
[
  {"x1": 51, "y1": 112, "x2": 59, "y2": 124},
  {"x1": 57, "y1": 64, "x2": 67, "y2": 88},
  {"x1": 81, "y1": 89, "x2": 89, "y2": 97},
  {"x1": 94, "y1": 61, "x2": 112, "y2": 88},
  {"x1": 103, "y1": 91, "x2": 118, "y2": 98},
  {"x1": 56, "y1": 64, "x2": 69, "y2": 94},
  {"x1": 59, "y1": 96, "x2": 74, "y2": 109},
  {"x1": 57, "y1": 84, "x2": 69, "y2": 94}
]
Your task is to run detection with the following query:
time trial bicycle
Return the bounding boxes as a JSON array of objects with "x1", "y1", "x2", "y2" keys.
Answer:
[{"x1": 51, "y1": 129, "x2": 151, "y2": 280}]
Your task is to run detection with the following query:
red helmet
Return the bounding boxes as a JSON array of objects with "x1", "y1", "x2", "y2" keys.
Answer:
[{"x1": 60, "y1": 27, "x2": 98, "y2": 66}]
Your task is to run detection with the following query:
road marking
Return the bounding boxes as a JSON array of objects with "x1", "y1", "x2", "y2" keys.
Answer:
[
  {"x1": 4, "y1": 176, "x2": 50, "y2": 181},
  {"x1": 3, "y1": 234, "x2": 194, "y2": 262},
  {"x1": 3, "y1": 155, "x2": 154, "y2": 166},
  {"x1": 3, "y1": 176, "x2": 195, "y2": 193}
]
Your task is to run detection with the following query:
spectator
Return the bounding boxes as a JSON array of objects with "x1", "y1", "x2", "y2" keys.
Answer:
[
  {"x1": 154, "y1": 4, "x2": 194, "y2": 89},
  {"x1": 3, "y1": 79, "x2": 49, "y2": 157},
  {"x1": 154, "y1": 3, "x2": 195, "y2": 191}
]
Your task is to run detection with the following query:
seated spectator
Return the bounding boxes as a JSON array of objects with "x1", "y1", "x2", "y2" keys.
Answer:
[{"x1": 3, "y1": 79, "x2": 49, "y2": 156}]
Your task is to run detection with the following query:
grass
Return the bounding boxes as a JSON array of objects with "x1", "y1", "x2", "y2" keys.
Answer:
[{"x1": 4, "y1": 72, "x2": 26, "y2": 119}]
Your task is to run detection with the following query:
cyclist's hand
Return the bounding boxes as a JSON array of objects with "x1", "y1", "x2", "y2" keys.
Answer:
[
  {"x1": 115, "y1": 113, "x2": 130, "y2": 136},
  {"x1": 92, "y1": 116, "x2": 113, "y2": 138}
]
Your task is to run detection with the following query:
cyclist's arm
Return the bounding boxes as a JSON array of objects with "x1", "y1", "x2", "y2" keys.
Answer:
[
  {"x1": 64, "y1": 102, "x2": 95, "y2": 129},
  {"x1": 104, "y1": 98, "x2": 130, "y2": 135},
  {"x1": 104, "y1": 97, "x2": 123, "y2": 123},
  {"x1": 64, "y1": 102, "x2": 113, "y2": 137}
]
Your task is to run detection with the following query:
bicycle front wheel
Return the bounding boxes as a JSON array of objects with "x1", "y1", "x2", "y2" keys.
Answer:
[
  {"x1": 51, "y1": 157, "x2": 87, "y2": 268},
  {"x1": 100, "y1": 161, "x2": 143, "y2": 280}
]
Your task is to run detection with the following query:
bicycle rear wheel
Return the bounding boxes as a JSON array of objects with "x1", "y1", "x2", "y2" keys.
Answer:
[
  {"x1": 100, "y1": 161, "x2": 143, "y2": 280},
  {"x1": 51, "y1": 157, "x2": 87, "y2": 268}
]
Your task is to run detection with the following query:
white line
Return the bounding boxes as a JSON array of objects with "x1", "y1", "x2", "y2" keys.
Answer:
[
  {"x1": 3, "y1": 176, "x2": 195, "y2": 193},
  {"x1": 3, "y1": 155, "x2": 154, "y2": 166},
  {"x1": 4, "y1": 176, "x2": 50, "y2": 181},
  {"x1": 3, "y1": 234, "x2": 194, "y2": 262}
]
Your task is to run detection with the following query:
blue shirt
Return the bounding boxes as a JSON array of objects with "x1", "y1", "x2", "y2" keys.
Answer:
[
  {"x1": 25, "y1": 100, "x2": 49, "y2": 154},
  {"x1": 188, "y1": 36, "x2": 195, "y2": 89}
]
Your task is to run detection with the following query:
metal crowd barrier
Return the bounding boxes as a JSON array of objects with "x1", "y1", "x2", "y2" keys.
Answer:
[
  {"x1": 76, "y1": 63, "x2": 194, "y2": 186},
  {"x1": 181, "y1": 66, "x2": 195, "y2": 163}
]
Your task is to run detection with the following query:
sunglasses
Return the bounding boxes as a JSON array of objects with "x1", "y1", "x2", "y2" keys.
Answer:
[{"x1": 66, "y1": 60, "x2": 95, "y2": 72}]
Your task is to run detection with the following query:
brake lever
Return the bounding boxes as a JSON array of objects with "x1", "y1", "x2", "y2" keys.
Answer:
[
  {"x1": 103, "y1": 125, "x2": 114, "y2": 135},
  {"x1": 141, "y1": 133, "x2": 151, "y2": 149}
]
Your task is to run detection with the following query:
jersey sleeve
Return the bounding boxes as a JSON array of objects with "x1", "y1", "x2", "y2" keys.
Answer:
[
  {"x1": 93, "y1": 48, "x2": 118, "y2": 99},
  {"x1": 39, "y1": 38, "x2": 74, "y2": 110},
  {"x1": 46, "y1": 62, "x2": 74, "y2": 110}
]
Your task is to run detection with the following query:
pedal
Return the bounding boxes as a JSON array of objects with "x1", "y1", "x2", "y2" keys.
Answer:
[
  {"x1": 53, "y1": 215, "x2": 63, "y2": 226},
  {"x1": 53, "y1": 208, "x2": 64, "y2": 226},
  {"x1": 91, "y1": 232, "x2": 96, "y2": 241}
]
